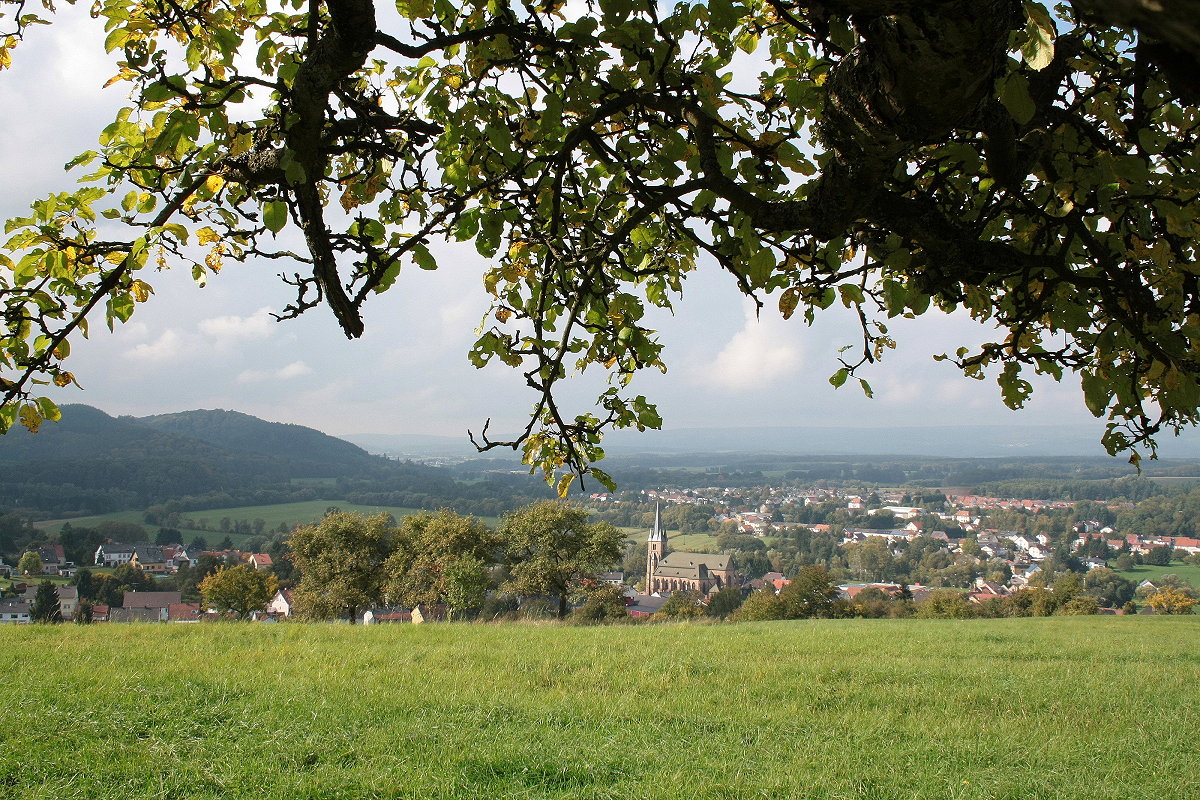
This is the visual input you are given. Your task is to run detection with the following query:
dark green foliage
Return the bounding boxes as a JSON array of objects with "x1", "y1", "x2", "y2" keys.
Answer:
[
  {"x1": 72, "y1": 568, "x2": 94, "y2": 602},
  {"x1": 916, "y1": 590, "x2": 977, "y2": 619},
  {"x1": 779, "y1": 566, "x2": 838, "y2": 619},
  {"x1": 655, "y1": 590, "x2": 705, "y2": 620},
  {"x1": 571, "y1": 585, "x2": 629, "y2": 624},
  {"x1": 730, "y1": 590, "x2": 786, "y2": 622},
  {"x1": 705, "y1": 586, "x2": 744, "y2": 619},
  {"x1": 30, "y1": 580, "x2": 62, "y2": 623},
  {"x1": 1145, "y1": 546, "x2": 1174, "y2": 566}
]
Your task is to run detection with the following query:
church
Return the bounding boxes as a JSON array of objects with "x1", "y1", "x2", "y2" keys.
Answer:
[{"x1": 645, "y1": 504, "x2": 740, "y2": 596}]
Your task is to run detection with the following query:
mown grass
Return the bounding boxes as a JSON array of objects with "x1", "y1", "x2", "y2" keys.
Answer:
[
  {"x1": 1, "y1": 617, "x2": 1197, "y2": 799},
  {"x1": 34, "y1": 501, "x2": 464, "y2": 547},
  {"x1": 1114, "y1": 560, "x2": 1200, "y2": 587}
]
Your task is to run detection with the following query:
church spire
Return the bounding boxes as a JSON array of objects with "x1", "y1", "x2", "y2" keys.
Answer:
[
  {"x1": 646, "y1": 502, "x2": 667, "y2": 594},
  {"x1": 649, "y1": 502, "x2": 666, "y2": 543}
]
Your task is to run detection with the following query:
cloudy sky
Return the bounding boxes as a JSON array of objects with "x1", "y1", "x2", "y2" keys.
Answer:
[{"x1": 0, "y1": 7, "x2": 1179, "y2": 456}]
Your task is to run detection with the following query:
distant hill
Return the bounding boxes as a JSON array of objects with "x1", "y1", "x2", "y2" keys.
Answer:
[
  {"x1": 0, "y1": 405, "x2": 445, "y2": 516},
  {"x1": 139, "y1": 408, "x2": 382, "y2": 476}
]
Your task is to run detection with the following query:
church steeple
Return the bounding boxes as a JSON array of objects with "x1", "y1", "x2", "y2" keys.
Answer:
[
  {"x1": 649, "y1": 502, "x2": 667, "y2": 545},
  {"x1": 646, "y1": 502, "x2": 667, "y2": 592}
]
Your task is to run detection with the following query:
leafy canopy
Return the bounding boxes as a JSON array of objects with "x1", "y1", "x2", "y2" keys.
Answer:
[{"x1": 3, "y1": 1, "x2": 1200, "y2": 486}]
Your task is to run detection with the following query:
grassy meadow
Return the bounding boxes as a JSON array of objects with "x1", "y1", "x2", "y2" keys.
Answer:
[
  {"x1": 2, "y1": 617, "x2": 1197, "y2": 799},
  {"x1": 33, "y1": 501, "x2": 447, "y2": 547},
  {"x1": 1114, "y1": 560, "x2": 1200, "y2": 587}
]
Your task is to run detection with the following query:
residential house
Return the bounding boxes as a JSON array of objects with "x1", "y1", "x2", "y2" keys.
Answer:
[
  {"x1": 109, "y1": 607, "x2": 166, "y2": 623},
  {"x1": 363, "y1": 607, "x2": 414, "y2": 624},
  {"x1": 266, "y1": 589, "x2": 295, "y2": 617},
  {"x1": 120, "y1": 591, "x2": 182, "y2": 622},
  {"x1": 95, "y1": 542, "x2": 137, "y2": 568},
  {"x1": 129, "y1": 546, "x2": 170, "y2": 575},
  {"x1": 626, "y1": 594, "x2": 669, "y2": 617},
  {"x1": 410, "y1": 604, "x2": 447, "y2": 624},
  {"x1": 162, "y1": 545, "x2": 199, "y2": 572},
  {"x1": 19, "y1": 584, "x2": 78, "y2": 620},
  {"x1": 247, "y1": 553, "x2": 274, "y2": 571},
  {"x1": 0, "y1": 598, "x2": 30, "y2": 624},
  {"x1": 36, "y1": 545, "x2": 71, "y2": 576},
  {"x1": 168, "y1": 603, "x2": 203, "y2": 622}
]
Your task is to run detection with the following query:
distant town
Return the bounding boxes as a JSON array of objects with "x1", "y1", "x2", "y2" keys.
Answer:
[{"x1": 4, "y1": 477, "x2": 1198, "y2": 624}]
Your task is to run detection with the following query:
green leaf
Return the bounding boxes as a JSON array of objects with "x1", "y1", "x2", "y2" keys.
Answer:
[
  {"x1": 263, "y1": 200, "x2": 287, "y2": 233},
  {"x1": 1022, "y1": 2, "x2": 1056, "y2": 71},
  {"x1": 829, "y1": 368, "x2": 849, "y2": 388},
  {"x1": 34, "y1": 396, "x2": 61, "y2": 423},
  {"x1": 412, "y1": 242, "x2": 437, "y2": 270},
  {"x1": 1081, "y1": 372, "x2": 1110, "y2": 418},
  {"x1": 396, "y1": 0, "x2": 434, "y2": 21},
  {"x1": 997, "y1": 72, "x2": 1036, "y2": 126}
]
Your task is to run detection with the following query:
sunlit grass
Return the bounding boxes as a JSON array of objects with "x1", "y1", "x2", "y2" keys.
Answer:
[{"x1": 1, "y1": 617, "x2": 1197, "y2": 799}]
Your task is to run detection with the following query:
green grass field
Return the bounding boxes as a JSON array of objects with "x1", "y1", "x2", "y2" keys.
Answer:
[
  {"x1": 33, "y1": 501, "x2": 473, "y2": 547},
  {"x1": 1, "y1": 617, "x2": 1196, "y2": 799},
  {"x1": 1114, "y1": 560, "x2": 1200, "y2": 587}
]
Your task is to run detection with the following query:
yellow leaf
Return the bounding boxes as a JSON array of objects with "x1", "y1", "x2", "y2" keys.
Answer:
[
  {"x1": 778, "y1": 287, "x2": 800, "y2": 320},
  {"x1": 205, "y1": 175, "x2": 226, "y2": 195},
  {"x1": 196, "y1": 227, "x2": 220, "y2": 245},
  {"x1": 130, "y1": 279, "x2": 153, "y2": 303},
  {"x1": 18, "y1": 405, "x2": 41, "y2": 433},
  {"x1": 53, "y1": 371, "x2": 76, "y2": 387}
]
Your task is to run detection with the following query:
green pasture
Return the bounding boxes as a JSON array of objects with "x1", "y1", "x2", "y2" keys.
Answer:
[
  {"x1": 34, "y1": 501, "x2": 480, "y2": 546},
  {"x1": 1, "y1": 617, "x2": 1196, "y2": 799},
  {"x1": 1114, "y1": 560, "x2": 1200, "y2": 587}
]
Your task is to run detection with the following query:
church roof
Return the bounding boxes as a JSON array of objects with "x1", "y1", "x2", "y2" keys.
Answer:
[{"x1": 654, "y1": 551, "x2": 732, "y2": 579}]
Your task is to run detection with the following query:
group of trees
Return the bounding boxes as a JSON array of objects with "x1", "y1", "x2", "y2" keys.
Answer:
[{"x1": 289, "y1": 503, "x2": 625, "y2": 622}]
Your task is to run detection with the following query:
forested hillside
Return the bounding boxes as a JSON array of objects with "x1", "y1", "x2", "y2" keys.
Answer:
[{"x1": 0, "y1": 406, "x2": 547, "y2": 517}]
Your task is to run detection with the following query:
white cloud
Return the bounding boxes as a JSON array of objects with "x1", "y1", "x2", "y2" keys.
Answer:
[
  {"x1": 126, "y1": 330, "x2": 182, "y2": 363},
  {"x1": 198, "y1": 306, "x2": 276, "y2": 348},
  {"x1": 702, "y1": 306, "x2": 802, "y2": 391},
  {"x1": 237, "y1": 360, "x2": 313, "y2": 384}
]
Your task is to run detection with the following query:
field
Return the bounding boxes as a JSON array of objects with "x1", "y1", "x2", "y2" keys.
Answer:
[
  {"x1": 2, "y1": 617, "x2": 1197, "y2": 799},
  {"x1": 1114, "y1": 560, "x2": 1200, "y2": 587},
  {"x1": 33, "y1": 501, "x2": 466, "y2": 547}
]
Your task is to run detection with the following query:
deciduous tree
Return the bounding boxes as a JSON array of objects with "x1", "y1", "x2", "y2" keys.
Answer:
[
  {"x1": 571, "y1": 583, "x2": 630, "y2": 623},
  {"x1": 3, "y1": 2, "x2": 1200, "y2": 483},
  {"x1": 383, "y1": 509, "x2": 497, "y2": 618},
  {"x1": 289, "y1": 511, "x2": 394, "y2": 622},
  {"x1": 16, "y1": 551, "x2": 42, "y2": 576},
  {"x1": 498, "y1": 501, "x2": 624, "y2": 619},
  {"x1": 730, "y1": 589, "x2": 786, "y2": 622},
  {"x1": 779, "y1": 565, "x2": 838, "y2": 619},
  {"x1": 1146, "y1": 587, "x2": 1198, "y2": 615},
  {"x1": 656, "y1": 589, "x2": 706, "y2": 620},
  {"x1": 198, "y1": 564, "x2": 278, "y2": 619}
]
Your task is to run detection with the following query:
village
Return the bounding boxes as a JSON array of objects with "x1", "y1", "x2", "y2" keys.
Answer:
[{"x1": 3, "y1": 480, "x2": 1197, "y2": 624}]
